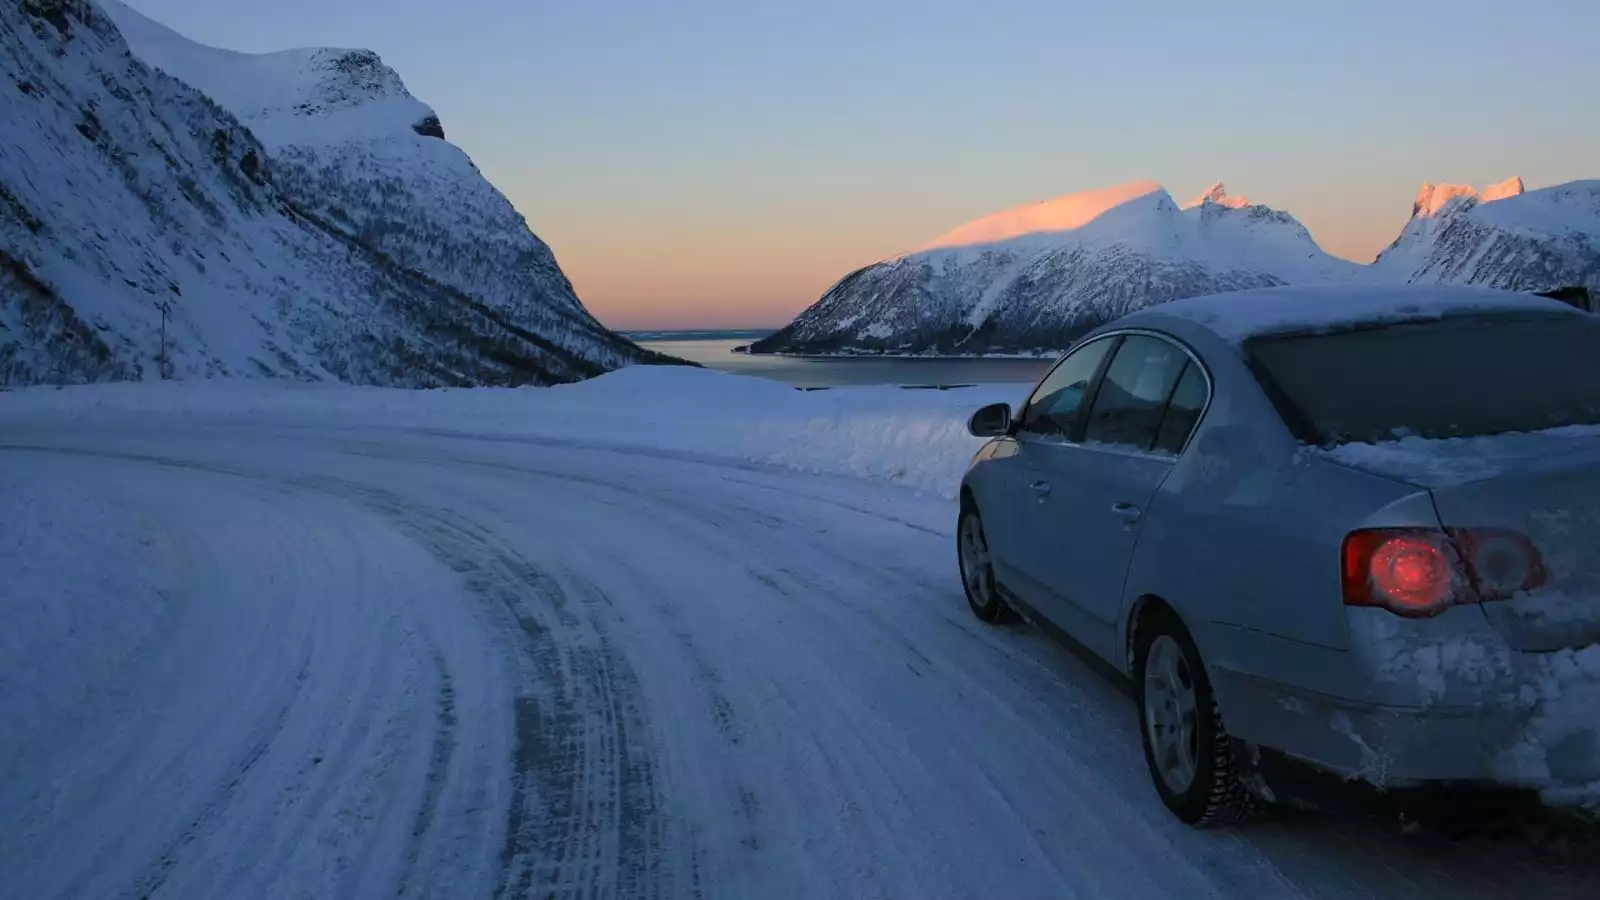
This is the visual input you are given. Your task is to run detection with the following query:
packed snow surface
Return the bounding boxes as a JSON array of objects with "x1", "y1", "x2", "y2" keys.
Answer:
[{"x1": 4, "y1": 368, "x2": 1600, "y2": 898}]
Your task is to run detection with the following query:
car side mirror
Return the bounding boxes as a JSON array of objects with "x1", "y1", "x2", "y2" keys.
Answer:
[{"x1": 967, "y1": 402, "x2": 1013, "y2": 438}]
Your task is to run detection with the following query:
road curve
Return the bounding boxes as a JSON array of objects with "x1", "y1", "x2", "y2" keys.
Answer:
[{"x1": 1, "y1": 422, "x2": 1596, "y2": 899}]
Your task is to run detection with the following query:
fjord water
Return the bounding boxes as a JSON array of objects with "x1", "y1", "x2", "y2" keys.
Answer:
[{"x1": 631, "y1": 331, "x2": 1053, "y2": 388}]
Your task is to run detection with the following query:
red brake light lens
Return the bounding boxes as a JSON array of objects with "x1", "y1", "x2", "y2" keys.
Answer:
[
  {"x1": 1371, "y1": 536, "x2": 1453, "y2": 609},
  {"x1": 1342, "y1": 527, "x2": 1546, "y2": 618},
  {"x1": 1343, "y1": 529, "x2": 1460, "y2": 617}
]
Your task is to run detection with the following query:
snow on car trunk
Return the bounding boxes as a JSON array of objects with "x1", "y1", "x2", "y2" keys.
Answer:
[
  {"x1": 1432, "y1": 468, "x2": 1600, "y2": 653},
  {"x1": 1329, "y1": 430, "x2": 1600, "y2": 804},
  {"x1": 1329, "y1": 428, "x2": 1600, "y2": 652}
]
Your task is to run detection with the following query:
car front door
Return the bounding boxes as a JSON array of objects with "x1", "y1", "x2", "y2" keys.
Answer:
[
  {"x1": 1020, "y1": 334, "x2": 1199, "y2": 663},
  {"x1": 988, "y1": 336, "x2": 1119, "y2": 605}
]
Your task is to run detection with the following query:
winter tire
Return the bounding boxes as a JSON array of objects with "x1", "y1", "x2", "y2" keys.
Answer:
[
  {"x1": 1136, "y1": 610, "x2": 1261, "y2": 827},
  {"x1": 957, "y1": 501, "x2": 1015, "y2": 624}
]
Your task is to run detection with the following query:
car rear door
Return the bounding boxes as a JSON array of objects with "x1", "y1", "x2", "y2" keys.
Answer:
[
  {"x1": 989, "y1": 336, "x2": 1119, "y2": 605},
  {"x1": 1019, "y1": 334, "x2": 1198, "y2": 662}
]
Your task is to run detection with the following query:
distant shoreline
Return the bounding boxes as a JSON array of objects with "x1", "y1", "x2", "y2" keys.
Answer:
[{"x1": 743, "y1": 350, "x2": 1059, "y2": 361}]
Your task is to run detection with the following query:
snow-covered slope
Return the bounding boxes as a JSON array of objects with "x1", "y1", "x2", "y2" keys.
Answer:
[
  {"x1": 101, "y1": 0, "x2": 629, "y2": 348},
  {"x1": 100, "y1": 0, "x2": 438, "y2": 149},
  {"x1": 753, "y1": 181, "x2": 1358, "y2": 355},
  {"x1": 0, "y1": 0, "x2": 663, "y2": 386},
  {"x1": 1374, "y1": 178, "x2": 1600, "y2": 291},
  {"x1": 760, "y1": 176, "x2": 1598, "y2": 356}
]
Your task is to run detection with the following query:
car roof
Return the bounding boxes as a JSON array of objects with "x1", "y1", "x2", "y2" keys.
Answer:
[{"x1": 1110, "y1": 284, "x2": 1586, "y2": 345}]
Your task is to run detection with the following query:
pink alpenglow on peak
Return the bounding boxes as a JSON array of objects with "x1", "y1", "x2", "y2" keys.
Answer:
[
  {"x1": 1482, "y1": 176, "x2": 1527, "y2": 203},
  {"x1": 917, "y1": 179, "x2": 1165, "y2": 252},
  {"x1": 1411, "y1": 177, "x2": 1526, "y2": 219},
  {"x1": 1185, "y1": 183, "x2": 1252, "y2": 210},
  {"x1": 1412, "y1": 183, "x2": 1480, "y2": 219}
]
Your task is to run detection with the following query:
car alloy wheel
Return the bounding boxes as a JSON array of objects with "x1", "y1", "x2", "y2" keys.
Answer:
[
  {"x1": 1143, "y1": 634, "x2": 1199, "y2": 795},
  {"x1": 957, "y1": 505, "x2": 1013, "y2": 623},
  {"x1": 1134, "y1": 612, "x2": 1261, "y2": 827}
]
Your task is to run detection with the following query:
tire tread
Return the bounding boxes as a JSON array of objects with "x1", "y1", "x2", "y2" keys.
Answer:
[{"x1": 1136, "y1": 608, "x2": 1264, "y2": 828}]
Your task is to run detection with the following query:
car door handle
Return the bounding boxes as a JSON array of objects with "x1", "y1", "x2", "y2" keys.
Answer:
[
  {"x1": 1031, "y1": 480, "x2": 1052, "y2": 498},
  {"x1": 1111, "y1": 502, "x2": 1142, "y2": 522}
]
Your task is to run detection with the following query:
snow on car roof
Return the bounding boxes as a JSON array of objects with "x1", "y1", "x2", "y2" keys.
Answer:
[{"x1": 1126, "y1": 284, "x2": 1584, "y2": 343}]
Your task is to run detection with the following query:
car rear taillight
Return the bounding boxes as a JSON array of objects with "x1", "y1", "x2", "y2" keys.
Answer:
[
  {"x1": 1342, "y1": 529, "x2": 1464, "y2": 617},
  {"x1": 1448, "y1": 527, "x2": 1548, "y2": 600},
  {"x1": 1341, "y1": 527, "x2": 1545, "y2": 618}
]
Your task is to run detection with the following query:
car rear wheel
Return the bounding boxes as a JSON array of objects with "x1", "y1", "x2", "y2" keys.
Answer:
[
  {"x1": 957, "y1": 502, "x2": 1015, "y2": 624},
  {"x1": 1135, "y1": 612, "x2": 1261, "y2": 827}
]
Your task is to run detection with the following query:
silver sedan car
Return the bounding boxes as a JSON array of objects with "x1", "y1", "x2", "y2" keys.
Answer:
[{"x1": 957, "y1": 284, "x2": 1600, "y2": 826}]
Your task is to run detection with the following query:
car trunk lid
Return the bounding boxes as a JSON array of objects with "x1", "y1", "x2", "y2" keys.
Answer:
[{"x1": 1430, "y1": 463, "x2": 1600, "y2": 652}]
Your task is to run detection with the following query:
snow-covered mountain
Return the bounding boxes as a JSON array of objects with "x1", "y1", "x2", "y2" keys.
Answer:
[
  {"x1": 1373, "y1": 178, "x2": 1600, "y2": 290},
  {"x1": 1, "y1": 0, "x2": 665, "y2": 386},
  {"x1": 753, "y1": 181, "x2": 1359, "y2": 355},
  {"x1": 757, "y1": 176, "x2": 1598, "y2": 356}
]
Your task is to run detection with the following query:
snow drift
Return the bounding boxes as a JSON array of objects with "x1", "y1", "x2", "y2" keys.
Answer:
[{"x1": 0, "y1": 366, "x2": 1020, "y2": 498}]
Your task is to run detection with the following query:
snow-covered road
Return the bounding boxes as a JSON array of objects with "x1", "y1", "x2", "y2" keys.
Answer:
[{"x1": 3, "y1": 422, "x2": 1597, "y2": 899}]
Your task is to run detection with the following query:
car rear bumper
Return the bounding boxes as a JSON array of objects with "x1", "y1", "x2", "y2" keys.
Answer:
[{"x1": 1212, "y1": 666, "x2": 1555, "y2": 787}]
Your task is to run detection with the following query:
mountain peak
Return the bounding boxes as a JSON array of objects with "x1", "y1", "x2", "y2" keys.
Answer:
[
  {"x1": 1412, "y1": 182, "x2": 1479, "y2": 219},
  {"x1": 918, "y1": 180, "x2": 1167, "y2": 252},
  {"x1": 1411, "y1": 177, "x2": 1525, "y2": 220},
  {"x1": 1482, "y1": 176, "x2": 1526, "y2": 203},
  {"x1": 1186, "y1": 182, "x2": 1252, "y2": 210},
  {"x1": 101, "y1": 0, "x2": 437, "y2": 148},
  {"x1": 758, "y1": 175, "x2": 1599, "y2": 358}
]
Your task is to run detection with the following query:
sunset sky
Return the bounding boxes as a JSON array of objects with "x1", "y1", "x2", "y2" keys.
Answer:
[{"x1": 121, "y1": 0, "x2": 1599, "y2": 330}]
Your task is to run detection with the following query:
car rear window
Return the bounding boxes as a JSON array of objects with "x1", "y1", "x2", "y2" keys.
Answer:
[{"x1": 1245, "y1": 312, "x2": 1600, "y2": 445}]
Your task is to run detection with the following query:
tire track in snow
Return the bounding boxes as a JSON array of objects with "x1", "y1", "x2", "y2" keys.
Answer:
[
  {"x1": 397, "y1": 652, "x2": 458, "y2": 897},
  {"x1": 12, "y1": 429, "x2": 1600, "y2": 898},
  {"x1": 510, "y1": 451, "x2": 1309, "y2": 898},
  {"x1": 325, "y1": 482, "x2": 677, "y2": 900}
]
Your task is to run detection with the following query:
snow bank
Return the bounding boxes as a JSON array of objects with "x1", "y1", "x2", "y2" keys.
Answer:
[{"x1": 0, "y1": 369, "x2": 1024, "y2": 498}]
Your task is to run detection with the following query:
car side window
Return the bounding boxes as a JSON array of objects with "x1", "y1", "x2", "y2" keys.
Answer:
[
  {"x1": 1019, "y1": 337, "x2": 1115, "y2": 440},
  {"x1": 1082, "y1": 335, "x2": 1189, "y2": 451},
  {"x1": 1152, "y1": 362, "x2": 1208, "y2": 456}
]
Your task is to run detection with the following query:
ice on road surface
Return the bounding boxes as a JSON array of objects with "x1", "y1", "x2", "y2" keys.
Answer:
[{"x1": 3, "y1": 372, "x2": 1598, "y2": 899}]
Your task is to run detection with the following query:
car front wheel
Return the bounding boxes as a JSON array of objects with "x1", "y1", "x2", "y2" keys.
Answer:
[
  {"x1": 957, "y1": 502, "x2": 1014, "y2": 624},
  {"x1": 1135, "y1": 611, "x2": 1261, "y2": 827}
]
